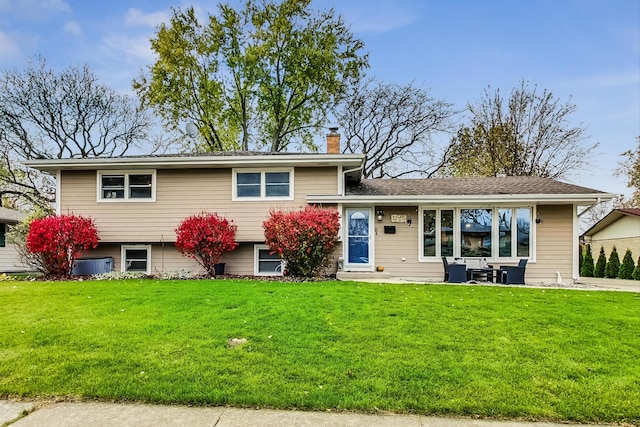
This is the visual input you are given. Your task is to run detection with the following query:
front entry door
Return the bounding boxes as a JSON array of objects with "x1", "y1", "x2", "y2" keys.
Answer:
[{"x1": 345, "y1": 208, "x2": 373, "y2": 271}]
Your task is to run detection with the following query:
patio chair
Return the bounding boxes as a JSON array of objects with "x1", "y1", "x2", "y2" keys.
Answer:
[
  {"x1": 442, "y1": 256, "x2": 466, "y2": 283},
  {"x1": 499, "y1": 259, "x2": 528, "y2": 284}
]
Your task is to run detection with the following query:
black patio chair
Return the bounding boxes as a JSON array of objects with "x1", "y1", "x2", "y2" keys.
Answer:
[
  {"x1": 500, "y1": 259, "x2": 528, "y2": 284},
  {"x1": 442, "y1": 256, "x2": 467, "y2": 283}
]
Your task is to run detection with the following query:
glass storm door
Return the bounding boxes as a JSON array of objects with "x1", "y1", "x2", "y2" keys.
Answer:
[{"x1": 345, "y1": 208, "x2": 373, "y2": 270}]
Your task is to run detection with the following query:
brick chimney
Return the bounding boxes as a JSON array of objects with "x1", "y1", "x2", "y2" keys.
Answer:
[{"x1": 326, "y1": 127, "x2": 340, "y2": 154}]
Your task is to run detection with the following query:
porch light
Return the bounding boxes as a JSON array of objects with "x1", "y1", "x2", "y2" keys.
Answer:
[{"x1": 376, "y1": 210, "x2": 384, "y2": 221}]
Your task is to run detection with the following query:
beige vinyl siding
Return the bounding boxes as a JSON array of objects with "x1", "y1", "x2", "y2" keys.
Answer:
[
  {"x1": 0, "y1": 244, "x2": 27, "y2": 272},
  {"x1": 59, "y1": 167, "x2": 338, "y2": 243},
  {"x1": 372, "y1": 206, "x2": 428, "y2": 277},
  {"x1": 531, "y1": 205, "x2": 573, "y2": 282}
]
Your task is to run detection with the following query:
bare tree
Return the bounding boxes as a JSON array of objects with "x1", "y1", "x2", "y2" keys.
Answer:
[
  {"x1": 335, "y1": 79, "x2": 456, "y2": 178},
  {"x1": 446, "y1": 80, "x2": 597, "y2": 180},
  {"x1": 614, "y1": 136, "x2": 640, "y2": 208},
  {"x1": 0, "y1": 56, "x2": 153, "y2": 208}
]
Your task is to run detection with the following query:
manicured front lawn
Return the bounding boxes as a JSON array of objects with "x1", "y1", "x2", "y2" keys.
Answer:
[{"x1": 1, "y1": 279, "x2": 638, "y2": 424}]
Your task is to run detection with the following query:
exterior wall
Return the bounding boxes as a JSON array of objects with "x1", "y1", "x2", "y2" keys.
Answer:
[
  {"x1": 588, "y1": 216, "x2": 640, "y2": 256},
  {"x1": 0, "y1": 244, "x2": 26, "y2": 272},
  {"x1": 82, "y1": 241, "x2": 341, "y2": 276},
  {"x1": 59, "y1": 166, "x2": 338, "y2": 243},
  {"x1": 367, "y1": 204, "x2": 574, "y2": 284}
]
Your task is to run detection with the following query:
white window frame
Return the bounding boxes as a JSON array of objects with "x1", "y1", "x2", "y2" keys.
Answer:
[
  {"x1": 121, "y1": 245, "x2": 152, "y2": 274},
  {"x1": 254, "y1": 244, "x2": 283, "y2": 276},
  {"x1": 232, "y1": 168, "x2": 294, "y2": 201},
  {"x1": 97, "y1": 170, "x2": 156, "y2": 202},
  {"x1": 418, "y1": 206, "x2": 536, "y2": 262}
]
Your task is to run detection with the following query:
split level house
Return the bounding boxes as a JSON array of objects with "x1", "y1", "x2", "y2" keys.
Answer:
[{"x1": 24, "y1": 131, "x2": 615, "y2": 283}]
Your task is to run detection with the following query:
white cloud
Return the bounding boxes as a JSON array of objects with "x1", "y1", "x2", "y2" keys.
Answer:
[
  {"x1": 102, "y1": 33, "x2": 156, "y2": 64},
  {"x1": 63, "y1": 20, "x2": 82, "y2": 37},
  {"x1": 124, "y1": 8, "x2": 169, "y2": 28},
  {"x1": 333, "y1": 0, "x2": 421, "y2": 33}
]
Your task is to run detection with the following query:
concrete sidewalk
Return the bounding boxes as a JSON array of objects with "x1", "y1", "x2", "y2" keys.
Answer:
[{"x1": 0, "y1": 400, "x2": 618, "y2": 427}]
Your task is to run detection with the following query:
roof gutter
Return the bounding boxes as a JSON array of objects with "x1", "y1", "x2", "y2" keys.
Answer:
[{"x1": 306, "y1": 193, "x2": 615, "y2": 205}]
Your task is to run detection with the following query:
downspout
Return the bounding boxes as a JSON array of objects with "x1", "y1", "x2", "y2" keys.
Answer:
[{"x1": 577, "y1": 197, "x2": 602, "y2": 218}]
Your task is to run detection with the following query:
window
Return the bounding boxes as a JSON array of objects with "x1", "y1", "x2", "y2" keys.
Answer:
[
  {"x1": 121, "y1": 245, "x2": 151, "y2": 274},
  {"x1": 0, "y1": 223, "x2": 6, "y2": 247},
  {"x1": 254, "y1": 244, "x2": 283, "y2": 276},
  {"x1": 419, "y1": 207, "x2": 533, "y2": 261},
  {"x1": 460, "y1": 209, "x2": 492, "y2": 258},
  {"x1": 98, "y1": 171, "x2": 155, "y2": 202},
  {"x1": 233, "y1": 169, "x2": 293, "y2": 200}
]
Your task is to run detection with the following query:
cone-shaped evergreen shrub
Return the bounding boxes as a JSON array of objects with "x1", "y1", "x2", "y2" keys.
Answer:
[
  {"x1": 633, "y1": 257, "x2": 640, "y2": 280},
  {"x1": 618, "y1": 249, "x2": 635, "y2": 280},
  {"x1": 594, "y1": 247, "x2": 607, "y2": 278},
  {"x1": 580, "y1": 244, "x2": 594, "y2": 277},
  {"x1": 604, "y1": 246, "x2": 620, "y2": 278}
]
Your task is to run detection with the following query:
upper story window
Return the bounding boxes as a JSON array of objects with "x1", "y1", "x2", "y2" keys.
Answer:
[
  {"x1": 97, "y1": 170, "x2": 156, "y2": 202},
  {"x1": 233, "y1": 169, "x2": 293, "y2": 201}
]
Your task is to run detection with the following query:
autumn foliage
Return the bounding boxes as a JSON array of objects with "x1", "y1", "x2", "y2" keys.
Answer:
[
  {"x1": 175, "y1": 212, "x2": 238, "y2": 276},
  {"x1": 26, "y1": 214, "x2": 100, "y2": 278},
  {"x1": 263, "y1": 206, "x2": 340, "y2": 277}
]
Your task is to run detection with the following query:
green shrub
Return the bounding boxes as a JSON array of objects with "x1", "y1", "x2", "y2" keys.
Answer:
[
  {"x1": 594, "y1": 247, "x2": 607, "y2": 278},
  {"x1": 633, "y1": 257, "x2": 640, "y2": 280},
  {"x1": 580, "y1": 244, "x2": 594, "y2": 277},
  {"x1": 618, "y1": 249, "x2": 635, "y2": 280},
  {"x1": 604, "y1": 246, "x2": 620, "y2": 278}
]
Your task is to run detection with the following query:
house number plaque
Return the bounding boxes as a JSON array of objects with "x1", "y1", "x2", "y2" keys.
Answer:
[{"x1": 390, "y1": 214, "x2": 407, "y2": 223}]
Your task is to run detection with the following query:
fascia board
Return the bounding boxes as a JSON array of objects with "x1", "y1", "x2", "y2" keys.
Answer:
[
  {"x1": 23, "y1": 154, "x2": 365, "y2": 172},
  {"x1": 306, "y1": 193, "x2": 616, "y2": 205}
]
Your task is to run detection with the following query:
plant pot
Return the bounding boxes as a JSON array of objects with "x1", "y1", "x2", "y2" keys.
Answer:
[{"x1": 214, "y1": 263, "x2": 226, "y2": 276}]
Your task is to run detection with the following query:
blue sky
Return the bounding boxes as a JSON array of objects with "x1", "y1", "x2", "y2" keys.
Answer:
[{"x1": 0, "y1": 0, "x2": 638, "y2": 196}]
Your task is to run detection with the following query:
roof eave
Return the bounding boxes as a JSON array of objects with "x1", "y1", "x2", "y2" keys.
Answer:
[
  {"x1": 22, "y1": 154, "x2": 366, "y2": 173},
  {"x1": 307, "y1": 193, "x2": 616, "y2": 205}
]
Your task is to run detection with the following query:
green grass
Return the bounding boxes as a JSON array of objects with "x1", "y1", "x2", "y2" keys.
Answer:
[{"x1": 1, "y1": 279, "x2": 638, "y2": 423}]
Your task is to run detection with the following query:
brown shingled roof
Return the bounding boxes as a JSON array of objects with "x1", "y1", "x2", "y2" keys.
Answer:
[{"x1": 347, "y1": 176, "x2": 608, "y2": 196}]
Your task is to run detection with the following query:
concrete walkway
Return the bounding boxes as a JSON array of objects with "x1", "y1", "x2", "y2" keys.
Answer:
[{"x1": 0, "y1": 400, "x2": 619, "y2": 427}]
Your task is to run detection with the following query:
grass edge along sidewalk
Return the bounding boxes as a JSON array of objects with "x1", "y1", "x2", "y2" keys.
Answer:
[{"x1": 1, "y1": 278, "x2": 638, "y2": 425}]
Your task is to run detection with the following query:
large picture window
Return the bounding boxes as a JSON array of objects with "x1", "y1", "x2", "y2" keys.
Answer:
[
  {"x1": 98, "y1": 171, "x2": 155, "y2": 202},
  {"x1": 233, "y1": 169, "x2": 293, "y2": 200},
  {"x1": 420, "y1": 207, "x2": 533, "y2": 260}
]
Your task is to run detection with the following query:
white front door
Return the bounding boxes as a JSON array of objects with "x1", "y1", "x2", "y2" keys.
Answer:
[{"x1": 345, "y1": 208, "x2": 373, "y2": 271}]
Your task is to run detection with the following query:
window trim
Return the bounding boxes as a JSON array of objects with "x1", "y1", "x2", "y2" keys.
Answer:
[
  {"x1": 254, "y1": 244, "x2": 283, "y2": 276},
  {"x1": 232, "y1": 168, "x2": 294, "y2": 201},
  {"x1": 418, "y1": 206, "x2": 535, "y2": 262},
  {"x1": 121, "y1": 245, "x2": 152, "y2": 274},
  {"x1": 97, "y1": 170, "x2": 156, "y2": 202}
]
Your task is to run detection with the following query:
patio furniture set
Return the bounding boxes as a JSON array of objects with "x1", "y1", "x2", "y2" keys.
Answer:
[{"x1": 442, "y1": 257, "x2": 528, "y2": 284}]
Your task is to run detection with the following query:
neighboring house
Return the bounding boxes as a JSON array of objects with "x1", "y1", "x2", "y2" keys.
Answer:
[
  {"x1": 24, "y1": 133, "x2": 614, "y2": 283},
  {"x1": 581, "y1": 209, "x2": 640, "y2": 258},
  {"x1": 0, "y1": 206, "x2": 28, "y2": 273}
]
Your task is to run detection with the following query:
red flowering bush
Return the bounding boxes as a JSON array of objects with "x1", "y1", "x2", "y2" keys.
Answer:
[
  {"x1": 26, "y1": 214, "x2": 100, "y2": 278},
  {"x1": 175, "y1": 212, "x2": 238, "y2": 277},
  {"x1": 263, "y1": 206, "x2": 340, "y2": 277}
]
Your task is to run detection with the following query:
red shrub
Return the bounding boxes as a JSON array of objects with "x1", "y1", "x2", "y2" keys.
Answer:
[
  {"x1": 26, "y1": 214, "x2": 99, "y2": 278},
  {"x1": 175, "y1": 212, "x2": 238, "y2": 276},
  {"x1": 263, "y1": 206, "x2": 340, "y2": 277}
]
